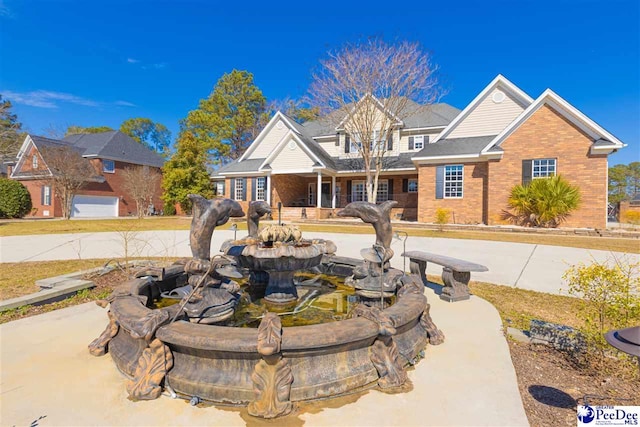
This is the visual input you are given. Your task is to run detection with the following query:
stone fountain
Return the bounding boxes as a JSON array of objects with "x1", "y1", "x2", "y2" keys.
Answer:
[{"x1": 89, "y1": 195, "x2": 444, "y2": 419}]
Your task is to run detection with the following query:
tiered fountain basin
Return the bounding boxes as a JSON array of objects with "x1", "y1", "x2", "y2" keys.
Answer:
[{"x1": 103, "y1": 267, "x2": 429, "y2": 407}]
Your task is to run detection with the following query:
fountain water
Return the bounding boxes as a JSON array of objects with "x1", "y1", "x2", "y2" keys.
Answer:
[{"x1": 89, "y1": 195, "x2": 444, "y2": 418}]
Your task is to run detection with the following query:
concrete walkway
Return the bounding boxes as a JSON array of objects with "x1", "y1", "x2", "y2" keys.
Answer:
[
  {"x1": 0, "y1": 286, "x2": 528, "y2": 426},
  {"x1": 2, "y1": 230, "x2": 638, "y2": 295}
]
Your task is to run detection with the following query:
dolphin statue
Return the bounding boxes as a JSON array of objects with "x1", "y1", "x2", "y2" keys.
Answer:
[
  {"x1": 188, "y1": 194, "x2": 245, "y2": 260},
  {"x1": 337, "y1": 200, "x2": 398, "y2": 250},
  {"x1": 247, "y1": 201, "x2": 272, "y2": 237}
]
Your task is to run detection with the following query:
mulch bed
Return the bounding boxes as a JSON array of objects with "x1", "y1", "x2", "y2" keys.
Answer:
[{"x1": 508, "y1": 340, "x2": 640, "y2": 427}]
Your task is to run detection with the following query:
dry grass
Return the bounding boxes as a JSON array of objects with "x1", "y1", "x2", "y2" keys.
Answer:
[
  {"x1": 1, "y1": 217, "x2": 637, "y2": 253},
  {"x1": 0, "y1": 259, "x2": 112, "y2": 300}
]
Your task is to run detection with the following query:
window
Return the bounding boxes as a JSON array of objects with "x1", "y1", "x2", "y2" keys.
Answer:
[
  {"x1": 444, "y1": 165, "x2": 463, "y2": 198},
  {"x1": 235, "y1": 179, "x2": 244, "y2": 200},
  {"x1": 349, "y1": 131, "x2": 387, "y2": 153},
  {"x1": 215, "y1": 181, "x2": 225, "y2": 196},
  {"x1": 352, "y1": 181, "x2": 366, "y2": 202},
  {"x1": 532, "y1": 158, "x2": 556, "y2": 178},
  {"x1": 409, "y1": 135, "x2": 429, "y2": 150},
  {"x1": 376, "y1": 180, "x2": 389, "y2": 202},
  {"x1": 255, "y1": 177, "x2": 266, "y2": 201},
  {"x1": 32, "y1": 154, "x2": 38, "y2": 169},
  {"x1": 103, "y1": 159, "x2": 115, "y2": 173},
  {"x1": 408, "y1": 179, "x2": 418, "y2": 193},
  {"x1": 43, "y1": 185, "x2": 51, "y2": 206}
]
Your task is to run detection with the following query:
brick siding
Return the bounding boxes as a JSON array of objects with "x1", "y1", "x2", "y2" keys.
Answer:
[
  {"x1": 417, "y1": 162, "x2": 487, "y2": 224},
  {"x1": 487, "y1": 104, "x2": 607, "y2": 229}
]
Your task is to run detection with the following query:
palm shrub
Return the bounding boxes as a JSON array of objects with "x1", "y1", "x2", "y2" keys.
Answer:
[
  {"x1": 506, "y1": 175, "x2": 581, "y2": 227},
  {"x1": 0, "y1": 178, "x2": 32, "y2": 218}
]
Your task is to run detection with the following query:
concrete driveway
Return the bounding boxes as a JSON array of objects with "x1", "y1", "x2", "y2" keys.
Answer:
[{"x1": 1, "y1": 230, "x2": 637, "y2": 295}]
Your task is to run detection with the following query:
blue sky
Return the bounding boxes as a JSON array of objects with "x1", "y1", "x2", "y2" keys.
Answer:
[{"x1": 1, "y1": 0, "x2": 638, "y2": 165}]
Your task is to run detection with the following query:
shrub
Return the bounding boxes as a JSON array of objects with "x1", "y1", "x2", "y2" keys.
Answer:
[
  {"x1": 563, "y1": 257, "x2": 640, "y2": 362},
  {"x1": 434, "y1": 207, "x2": 450, "y2": 229},
  {"x1": 623, "y1": 210, "x2": 640, "y2": 225},
  {"x1": 163, "y1": 202, "x2": 176, "y2": 216},
  {"x1": 0, "y1": 178, "x2": 32, "y2": 218},
  {"x1": 505, "y1": 175, "x2": 581, "y2": 227}
]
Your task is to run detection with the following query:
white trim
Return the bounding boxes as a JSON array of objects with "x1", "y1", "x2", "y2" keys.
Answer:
[
  {"x1": 15, "y1": 134, "x2": 33, "y2": 160},
  {"x1": 432, "y1": 75, "x2": 534, "y2": 143},
  {"x1": 400, "y1": 125, "x2": 447, "y2": 133},
  {"x1": 412, "y1": 152, "x2": 503, "y2": 164},
  {"x1": 480, "y1": 89, "x2": 626, "y2": 155},
  {"x1": 259, "y1": 130, "x2": 326, "y2": 171},
  {"x1": 239, "y1": 111, "x2": 302, "y2": 162},
  {"x1": 336, "y1": 167, "x2": 417, "y2": 175},
  {"x1": 312, "y1": 135, "x2": 337, "y2": 140}
]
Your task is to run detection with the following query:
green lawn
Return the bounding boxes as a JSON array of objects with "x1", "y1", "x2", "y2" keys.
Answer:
[{"x1": 1, "y1": 217, "x2": 637, "y2": 253}]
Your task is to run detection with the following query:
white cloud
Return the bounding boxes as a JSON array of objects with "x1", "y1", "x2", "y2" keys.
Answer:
[
  {"x1": 115, "y1": 100, "x2": 136, "y2": 107},
  {"x1": 0, "y1": 0, "x2": 13, "y2": 18},
  {"x1": 127, "y1": 58, "x2": 140, "y2": 64},
  {"x1": 2, "y1": 90, "x2": 101, "y2": 108}
]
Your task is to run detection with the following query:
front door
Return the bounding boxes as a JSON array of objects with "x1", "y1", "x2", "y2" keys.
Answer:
[{"x1": 321, "y1": 183, "x2": 331, "y2": 208}]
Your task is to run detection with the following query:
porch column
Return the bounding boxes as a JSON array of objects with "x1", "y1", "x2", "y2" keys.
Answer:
[
  {"x1": 331, "y1": 175, "x2": 336, "y2": 209},
  {"x1": 316, "y1": 171, "x2": 322, "y2": 208},
  {"x1": 266, "y1": 175, "x2": 271, "y2": 205}
]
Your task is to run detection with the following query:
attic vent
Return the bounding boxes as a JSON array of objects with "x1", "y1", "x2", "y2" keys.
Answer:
[
  {"x1": 276, "y1": 121, "x2": 284, "y2": 130},
  {"x1": 492, "y1": 90, "x2": 506, "y2": 104},
  {"x1": 288, "y1": 140, "x2": 296, "y2": 150}
]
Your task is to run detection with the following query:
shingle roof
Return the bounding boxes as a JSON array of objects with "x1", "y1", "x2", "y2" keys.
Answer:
[
  {"x1": 63, "y1": 131, "x2": 165, "y2": 168},
  {"x1": 213, "y1": 158, "x2": 265, "y2": 176},
  {"x1": 413, "y1": 135, "x2": 499, "y2": 158},
  {"x1": 300, "y1": 102, "x2": 460, "y2": 137},
  {"x1": 334, "y1": 153, "x2": 415, "y2": 172}
]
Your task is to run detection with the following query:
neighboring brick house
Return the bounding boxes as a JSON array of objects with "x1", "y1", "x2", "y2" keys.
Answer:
[
  {"x1": 212, "y1": 75, "x2": 625, "y2": 228},
  {"x1": 8, "y1": 131, "x2": 164, "y2": 218}
]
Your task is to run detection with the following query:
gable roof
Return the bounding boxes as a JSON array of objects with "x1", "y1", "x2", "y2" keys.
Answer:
[
  {"x1": 432, "y1": 75, "x2": 534, "y2": 143},
  {"x1": 480, "y1": 89, "x2": 626, "y2": 155},
  {"x1": 63, "y1": 131, "x2": 165, "y2": 168}
]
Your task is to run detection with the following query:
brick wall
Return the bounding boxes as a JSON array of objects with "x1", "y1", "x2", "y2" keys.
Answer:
[
  {"x1": 487, "y1": 104, "x2": 608, "y2": 229},
  {"x1": 417, "y1": 162, "x2": 487, "y2": 224},
  {"x1": 620, "y1": 201, "x2": 640, "y2": 223}
]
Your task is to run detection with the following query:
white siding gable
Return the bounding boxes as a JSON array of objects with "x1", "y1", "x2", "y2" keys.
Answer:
[
  {"x1": 247, "y1": 118, "x2": 290, "y2": 159},
  {"x1": 269, "y1": 136, "x2": 316, "y2": 173},
  {"x1": 448, "y1": 87, "x2": 527, "y2": 139}
]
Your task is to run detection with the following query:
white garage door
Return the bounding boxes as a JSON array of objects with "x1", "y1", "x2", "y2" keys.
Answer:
[{"x1": 71, "y1": 195, "x2": 119, "y2": 218}]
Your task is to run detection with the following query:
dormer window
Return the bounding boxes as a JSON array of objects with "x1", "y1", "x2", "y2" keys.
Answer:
[
  {"x1": 409, "y1": 135, "x2": 429, "y2": 150},
  {"x1": 32, "y1": 154, "x2": 38, "y2": 169},
  {"x1": 103, "y1": 159, "x2": 115, "y2": 173}
]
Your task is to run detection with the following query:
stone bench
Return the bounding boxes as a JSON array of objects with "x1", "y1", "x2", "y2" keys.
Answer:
[{"x1": 401, "y1": 251, "x2": 488, "y2": 302}]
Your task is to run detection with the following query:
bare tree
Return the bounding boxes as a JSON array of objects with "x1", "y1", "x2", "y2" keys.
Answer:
[
  {"x1": 308, "y1": 38, "x2": 442, "y2": 202},
  {"x1": 41, "y1": 145, "x2": 96, "y2": 219},
  {"x1": 121, "y1": 165, "x2": 161, "y2": 218}
]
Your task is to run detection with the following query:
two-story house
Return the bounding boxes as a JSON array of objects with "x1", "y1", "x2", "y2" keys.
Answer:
[
  {"x1": 212, "y1": 75, "x2": 625, "y2": 229},
  {"x1": 9, "y1": 130, "x2": 165, "y2": 218}
]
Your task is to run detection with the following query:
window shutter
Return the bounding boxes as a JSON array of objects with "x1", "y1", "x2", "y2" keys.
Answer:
[
  {"x1": 335, "y1": 134, "x2": 340, "y2": 146},
  {"x1": 522, "y1": 160, "x2": 532, "y2": 185},
  {"x1": 346, "y1": 180, "x2": 352, "y2": 203},
  {"x1": 222, "y1": 181, "x2": 226, "y2": 196},
  {"x1": 435, "y1": 166, "x2": 445, "y2": 199},
  {"x1": 424, "y1": 135, "x2": 430, "y2": 144},
  {"x1": 230, "y1": 178, "x2": 236, "y2": 199},
  {"x1": 402, "y1": 179, "x2": 408, "y2": 193},
  {"x1": 41, "y1": 186, "x2": 45, "y2": 205},
  {"x1": 387, "y1": 134, "x2": 393, "y2": 151},
  {"x1": 388, "y1": 179, "x2": 394, "y2": 200},
  {"x1": 345, "y1": 136, "x2": 350, "y2": 153},
  {"x1": 251, "y1": 178, "x2": 257, "y2": 201},
  {"x1": 409, "y1": 136, "x2": 414, "y2": 150},
  {"x1": 241, "y1": 178, "x2": 247, "y2": 201}
]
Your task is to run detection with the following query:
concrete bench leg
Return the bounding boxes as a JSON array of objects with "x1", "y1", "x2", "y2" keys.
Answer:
[
  {"x1": 440, "y1": 267, "x2": 471, "y2": 302},
  {"x1": 409, "y1": 259, "x2": 427, "y2": 286}
]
